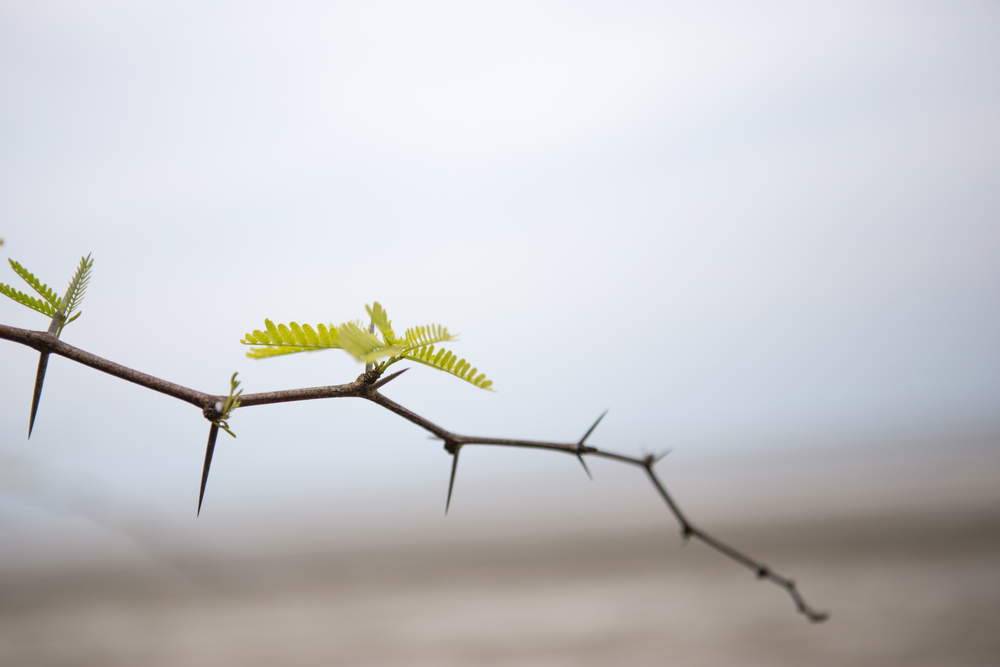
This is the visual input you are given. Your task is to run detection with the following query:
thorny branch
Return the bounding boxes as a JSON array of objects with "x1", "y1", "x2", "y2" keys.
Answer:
[{"x1": 0, "y1": 322, "x2": 829, "y2": 623}]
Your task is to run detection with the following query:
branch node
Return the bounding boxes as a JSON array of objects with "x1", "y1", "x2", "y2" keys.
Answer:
[
  {"x1": 202, "y1": 403, "x2": 222, "y2": 421},
  {"x1": 756, "y1": 566, "x2": 770, "y2": 579}
]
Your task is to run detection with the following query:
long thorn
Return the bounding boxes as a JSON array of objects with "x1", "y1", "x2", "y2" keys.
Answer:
[
  {"x1": 28, "y1": 352, "x2": 49, "y2": 438},
  {"x1": 28, "y1": 314, "x2": 63, "y2": 438},
  {"x1": 576, "y1": 453, "x2": 593, "y2": 480},
  {"x1": 445, "y1": 446, "x2": 460, "y2": 515},
  {"x1": 578, "y1": 409, "x2": 608, "y2": 446},
  {"x1": 197, "y1": 423, "x2": 220, "y2": 516}
]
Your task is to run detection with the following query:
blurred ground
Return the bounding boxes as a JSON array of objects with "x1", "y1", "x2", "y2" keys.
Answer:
[{"x1": 1, "y1": 433, "x2": 999, "y2": 666}]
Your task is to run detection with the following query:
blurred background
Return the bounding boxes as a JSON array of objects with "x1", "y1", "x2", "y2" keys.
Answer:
[{"x1": 1, "y1": 1, "x2": 998, "y2": 665}]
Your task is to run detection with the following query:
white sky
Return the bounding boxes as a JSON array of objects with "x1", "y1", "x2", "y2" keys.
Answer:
[{"x1": 1, "y1": 1, "x2": 998, "y2": 555}]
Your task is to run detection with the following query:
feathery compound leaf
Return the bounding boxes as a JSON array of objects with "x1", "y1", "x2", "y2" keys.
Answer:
[
  {"x1": 404, "y1": 345, "x2": 494, "y2": 391},
  {"x1": 213, "y1": 372, "x2": 242, "y2": 438},
  {"x1": 1, "y1": 254, "x2": 93, "y2": 332},
  {"x1": 244, "y1": 345, "x2": 318, "y2": 359},
  {"x1": 338, "y1": 321, "x2": 403, "y2": 362},
  {"x1": 60, "y1": 254, "x2": 93, "y2": 319},
  {"x1": 241, "y1": 319, "x2": 344, "y2": 358},
  {"x1": 366, "y1": 302, "x2": 399, "y2": 344},
  {"x1": 402, "y1": 323, "x2": 454, "y2": 349},
  {"x1": 8, "y1": 260, "x2": 62, "y2": 307},
  {"x1": 0, "y1": 283, "x2": 58, "y2": 317}
]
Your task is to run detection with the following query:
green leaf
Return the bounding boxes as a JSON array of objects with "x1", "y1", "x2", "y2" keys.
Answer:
[
  {"x1": 241, "y1": 304, "x2": 493, "y2": 391},
  {"x1": 241, "y1": 319, "x2": 343, "y2": 359},
  {"x1": 0, "y1": 283, "x2": 58, "y2": 317},
  {"x1": 338, "y1": 321, "x2": 402, "y2": 362},
  {"x1": 402, "y1": 323, "x2": 454, "y2": 349},
  {"x1": 265, "y1": 319, "x2": 282, "y2": 343},
  {"x1": 245, "y1": 345, "x2": 319, "y2": 359},
  {"x1": 366, "y1": 302, "x2": 399, "y2": 344},
  {"x1": 8, "y1": 260, "x2": 62, "y2": 308},
  {"x1": 404, "y1": 345, "x2": 494, "y2": 391},
  {"x1": 59, "y1": 254, "x2": 93, "y2": 319},
  {"x1": 289, "y1": 322, "x2": 309, "y2": 346}
]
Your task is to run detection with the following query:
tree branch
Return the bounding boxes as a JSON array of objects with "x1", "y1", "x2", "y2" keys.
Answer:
[
  {"x1": 1, "y1": 324, "x2": 213, "y2": 408},
  {"x1": 0, "y1": 322, "x2": 828, "y2": 623}
]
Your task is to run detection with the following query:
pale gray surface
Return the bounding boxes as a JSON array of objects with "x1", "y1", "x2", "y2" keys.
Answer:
[
  {"x1": 1, "y1": 505, "x2": 998, "y2": 666},
  {"x1": 1, "y1": 438, "x2": 998, "y2": 666}
]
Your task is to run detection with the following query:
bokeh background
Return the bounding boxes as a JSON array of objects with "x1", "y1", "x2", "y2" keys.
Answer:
[{"x1": 1, "y1": 2, "x2": 998, "y2": 665}]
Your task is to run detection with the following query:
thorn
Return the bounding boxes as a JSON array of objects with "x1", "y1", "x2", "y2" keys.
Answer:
[
  {"x1": 197, "y1": 423, "x2": 220, "y2": 516},
  {"x1": 654, "y1": 448, "x2": 672, "y2": 463},
  {"x1": 576, "y1": 452, "x2": 593, "y2": 480},
  {"x1": 28, "y1": 352, "x2": 49, "y2": 438},
  {"x1": 445, "y1": 445, "x2": 461, "y2": 515},
  {"x1": 578, "y1": 409, "x2": 608, "y2": 446},
  {"x1": 371, "y1": 368, "x2": 408, "y2": 391},
  {"x1": 30, "y1": 312, "x2": 64, "y2": 438}
]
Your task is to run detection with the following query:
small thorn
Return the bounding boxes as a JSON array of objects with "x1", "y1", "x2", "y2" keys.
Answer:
[
  {"x1": 578, "y1": 409, "x2": 608, "y2": 446},
  {"x1": 445, "y1": 445, "x2": 461, "y2": 515},
  {"x1": 28, "y1": 352, "x2": 50, "y2": 439},
  {"x1": 576, "y1": 453, "x2": 593, "y2": 480},
  {"x1": 197, "y1": 423, "x2": 220, "y2": 516},
  {"x1": 654, "y1": 448, "x2": 672, "y2": 463},
  {"x1": 371, "y1": 368, "x2": 408, "y2": 391}
]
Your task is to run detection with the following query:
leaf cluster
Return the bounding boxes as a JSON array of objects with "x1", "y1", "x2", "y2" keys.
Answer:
[
  {"x1": 213, "y1": 372, "x2": 243, "y2": 437},
  {"x1": 0, "y1": 255, "x2": 93, "y2": 336},
  {"x1": 242, "y1": 302, "x2": 493, "y2": 390}
]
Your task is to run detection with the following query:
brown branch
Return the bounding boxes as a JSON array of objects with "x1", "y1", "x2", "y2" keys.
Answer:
[
  {"x1": 2, "y1": 324, "x2": 215, "y2": 409},
  {"x1": 364, "y1": 390, "x2": 828, "y2": 622},
  {"x1": 0, "y1": 322, "x2": 829, "y2": 623}
]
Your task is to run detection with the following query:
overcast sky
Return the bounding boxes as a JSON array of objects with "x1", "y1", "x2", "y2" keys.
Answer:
[{"x1": 1, "y1": 1, "x2": 998, "y2": 557}]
